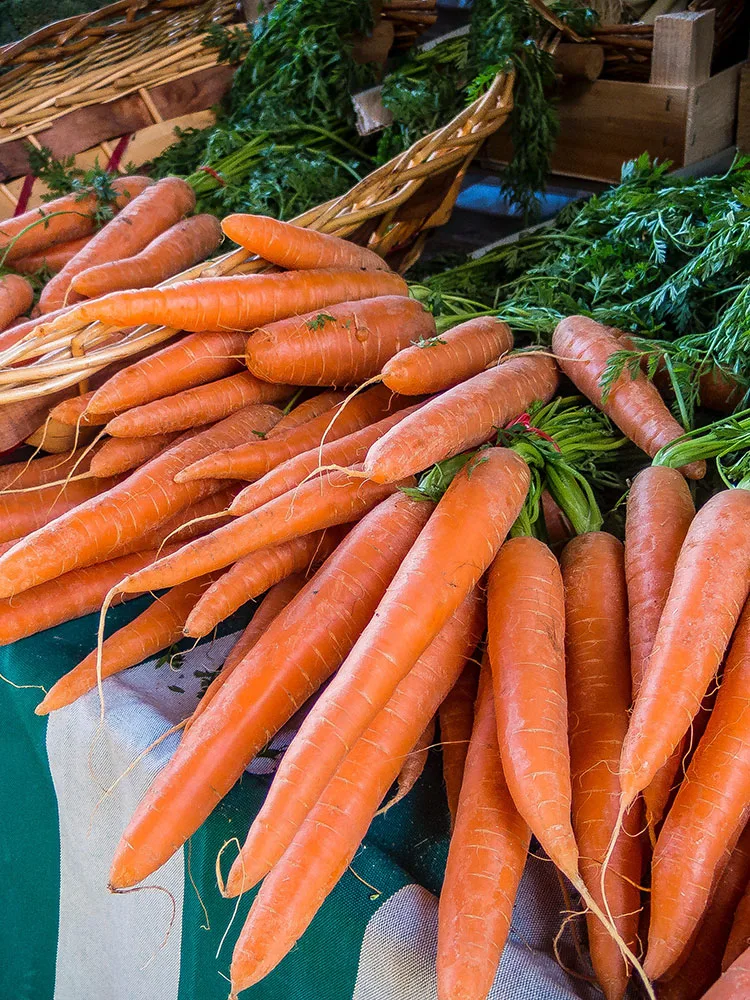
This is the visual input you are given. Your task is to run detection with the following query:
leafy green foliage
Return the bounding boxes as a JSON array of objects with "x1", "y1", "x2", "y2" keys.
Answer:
[
  {"x1": 202, "y1": 22, "x2": 253, "y2": 64},
  {"x1": 26, "y1": 145, "x2": 121, "y2": 225}
]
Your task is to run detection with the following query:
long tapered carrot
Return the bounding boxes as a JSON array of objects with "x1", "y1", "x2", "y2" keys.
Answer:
[
  {"x1": 699, "y1": 947, "x2": 750, "y2": 1000},
  {"x1": 487, "y1": 535, "x2": 578, "y2": 880},
  {"x1": 0, "y1": 274, "x2": 33, "y2": 330},
  {"x1": 0, "y1": 176, "x2": 152, "y2": 263},
  {"x1": 109, "y1": 492, "x2": 433, "y2": 888},
  {"x1": 48, "y1": 391, "x2": 113, "y2": 427},
  {"x1": 89, "y1": 433, "x2": 179, "y2": 477},
  {"x1": 644, "y1": 601, "x2": 750, "y2": 980},
  {"x1": 624, "y1": 466, "x2": 695, "y2": 835},
  {"x1": 0, "y1": 405, "x2": 281, "y2": 599},
  {"x1": 39, "y1": 177, "x2": 196, "y2": 313},
  {"x1": 86, "y1": 330, "x2": 247, "y2": 415},
  {"x1": 235, "y1": 448, "x2": 530, "y2": 885},
  {"x1": 57, "y1": 268, "x2": 408, "y2": 332},
  {"x1": 104, "y1": 373, "x2": 293, "y2": 438},
  {"x1": 266, "y1": 390, "x2": 346, "y2": 437},
  {"x1": 245, "y1": 296, "x2": 435, "y2": 386},
  {"x1": 619, "y1": 488, "x2": 750, "y2": 808},
  {"x1": 0, "y1": 476, "x2": 120, "y2": 544},
  {"x1": 378, "y1": 715, "x2": 436, "y2": 815},
  {"x1": 175, "y1": 384, "x2": 401, "y2": 483},
  {"x1": 36, "y1": 574, "x2": 218, "y2": 714},
  {"x1": 227, "y1": 594, "x2": 483, "y2": 993},
  {"x1": 72, "y1": 214, "x2": 222, "y2": 298},
  {"x1": 438, "y1": 661, "x2": 479, "y2": 830},
  {"x1": 184, "y1": 528, "x2": 342, "y2": 637},
  {"x1": 724, "y1": 878, "x2": 750, "y2": 972},
  {"x1": 382, "y1": 316, "x2": 513, "y2": 395},
  {"x1": 552, "y1": 316, "x2": 705, "y2": 479},
  {"x1": 0, "y1": 446, "x2": 97, "y2": 491},
  {"x1": 363, "y1": 353, "x2": 559, "y2": 483},
  {"x1": 562, "y1": 533, "x2": 643, "y2": 1000},
  {"x1": 437, "y1": 664, "x2": 530, "y2": 1000},
  {"x1": 229, "y1": 402, "x2": 422, "y2": 515},
  {"x1": 221, "y1": 214, "x2": 389, "y2": 272},
  {"x1": 11, "y1": 235, "x2": 91, "y2": 275}
]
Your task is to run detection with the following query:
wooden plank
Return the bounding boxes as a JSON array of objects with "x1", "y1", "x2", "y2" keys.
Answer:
[
  {"x1": 683, "y1": 62, "x2": 742, "y2": 165},
  {"x1": 123, "y1": 110, "x2": 216, "y2": 166},
  {"x1": 736, "y1": 63, "x2": 750, "y2": 154},
  {"x1": 650, "y1": 10, "x2": 714, "y2": 88}
]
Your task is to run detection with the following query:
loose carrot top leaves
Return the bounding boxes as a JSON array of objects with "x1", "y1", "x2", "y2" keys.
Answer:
[{"x1": 654, "y1": 407, "x2": 750, "y2": 488}]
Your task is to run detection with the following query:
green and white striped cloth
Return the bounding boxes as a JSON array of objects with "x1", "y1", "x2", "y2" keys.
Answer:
[{"x1": 2, "y1": 601, "x2": 600, "y2": 1000}]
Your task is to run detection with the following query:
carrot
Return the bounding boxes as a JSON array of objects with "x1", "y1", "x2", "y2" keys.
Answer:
[
  {"x1": 245, "y1": 296, "x2": 435, "y2": 386},
  {"x1": 11, "y1": 235, "x2": 92, "y2": 275},
  {"x1": 438, "y1": 662, "x2": 479, "y2": 830},
  {"x1": 104, "y1": 373, "x2": 293, "y2": 438},
  {"x1": 0, "y1": 546, "x2": 175, "y2": 645},
  {"x1": 541, "y1": 488, "x2": 573, "y2": 547},
  {"x1": 378, "y1": 715, "x2": 436, "y2": 816},
  {"x1": 624, "y1": 466, "x2": 695, "y2": 835},
  {"x1": 229, "y1": 403, "x2": 423, "y2": 515},
  {"x1": 382, "y1": 316, "x2": 513, "y2": 395},
  {"x1": 86, "y1": 330, "x2": 247, "y2": 415},
  {"x1": 113, "y1": 467, "x2": 404, "y2": 595},
  {"x1": 71, "y1": 214, "x2": 222, "y2": 298},
  {"x1": 437, "y1": 664, "x2": 530, "y2": 1000},
  {"x1": 644, "y1": 601, "x2": 750, "y2": 980},
  {"x1": 89, "y1": 433, "x2": 179, "y2": 477},
  {"x1": 619, "y1": 488, "x2": 750, "y2": 808},
  {"x1": 227, "y1": 594, "x2": 483, "y2": 993},
  {"x1": 266, "y1": 390, "x2": 346, "y2": 436},
  {"x1": 0, "y1": 304, "x2": 79, "y2": 356},
  {"x1": 0, "y1": 476, "x2": 120, "y2": 544},
  {"x1": 0, "y1": 274, "x2": 33, "y2": 330},
  {"x1": 61, "y1": 268, "x2": 408, "y2": 332},
  {"x1": 363, "y1": 353, "x2": 559, "y2": 483},
  {"x1": 724, "y1": 878, "x2": 750, "y2": 972},
  {"x1": 39, "y1": 177, "x2": 196, "y2": 313},
  {"x1": 134, "y1": 488, "x2": 238, "y2": 552},
  {"x1": 0, "y1": 446, "x2": 97, "y2": 491},
  {"x1": 551, "y1": 316, "x2": 705, "y2": 480},
  {"x1": 699, "y1": 368, "x2": 744, "y2": 414},
  {"x1": 184, "y1": 528, "x2": 343, "y2": 637},
  {"x1": 176, "y1": 383, "x2": 401, "y2": 483},
  {"x1": 221, "y1": 214, "x2": 389, "y2": 272},
  {"x1": 487, "y1": 536, "x2": 578, "y2": 880},
  {"x1": 0, "y1": 176, "x2": 152, "y2": 263},
  {"x1": 25, "y1": 414, "x2": 95, "y2": 454},
  {"x1": 562, "y1": 533, "x2": 643, "y2": 1000},
  {"x1": 235, "y1": 448, "x2": 530, "y2": 886},
  {"x1": 698, "y1": 948, "x2": 750, "y2": 1000},
  {"x1": 0, "y1": 405, "x2": 281, "y2": 598},
  {"x1": 49, "y1": 391, "x2": 113, "y2": 428},
  {"x1": 109, "y1": 492, "x2": 432, "y2": 888},
  {"x1": 35, "y1": 574, "x2": 218, "y2": 714}
]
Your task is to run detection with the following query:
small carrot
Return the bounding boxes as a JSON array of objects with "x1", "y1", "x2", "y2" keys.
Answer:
[
  {"x1": 724, "y1": 878, "x2": 750, "y2": 972},
  {"x1": 438, "y1": 662, "x2": 479, "y2": 830},
  {"x1": 363, "y1": 353, "x2": 559, "y2": 483},
  {"x1": 0, "y1": 274, "x2": 33, "y2": 330},
  {"x1": 266, "y1": 390, "x2": 346, "y2": 436},
  {"x1": 11, "y1": 235, "x2": 91, "y2": 275},
  {"x1": 227, "y1": 594, "x2": 483, "y2": 993},
  {"x1": 89, "y1": 433, "x2": 179, "y2": 477},
  {"x1": 109, "y1": 492, "x2": 432, "y2": 889},
  {"x1": 437, "y1": 664, "x2": 530, "y2": 1000},
  {"x1": 39, "y1": 177, "x2": 197, "y2": 313},
  {"x1": 0, "y1": 446, "x2": 97, "y2": 491},
  {"x1": 86, "y1": 330, "x2": 247, "y2": 415},
  {"x1": 551, "y1": 316, "x2": 705, "y2": 479},
  {"x1": 245, "y1": 296, "x2": 435, "y2": 386},
  {"x1": 71, "y1": 214, "x2": 222, "y2": 298},
  {"x1": 382, "y1": 316, "x2": 513, "y2": 395},
  {"x1": 0, "y1": 476, "x2": 119, "y2": 544},
  {"x1": 234, "y1": 448, "x2": 530, "y2": 886},
  {"x1": 541, "y1": 488, "x2": 573, "y2": 547},
  {"x1": 49, "y1": 391, "x2": 113, "y2": 428},
  {"x1": 699, "y1": 947, "x2": 750, "y2": 1000},
  {"x1": 60, "y1": 268, "x2": 408, "y2": 332},
  {"x1": 221, "y1": 214, "x2": 389, "y2": 272},
  {"x1": 377, "y1": 715, "x2": 436, "y2": 816}
]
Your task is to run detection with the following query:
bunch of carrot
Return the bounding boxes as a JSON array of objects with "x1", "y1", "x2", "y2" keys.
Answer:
[{"x1": 1, "y1": 206, "x2": 747, "y2": 1000}]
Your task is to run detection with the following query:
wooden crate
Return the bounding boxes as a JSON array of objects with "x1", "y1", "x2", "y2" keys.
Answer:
[{"x1": 483, "y1": 10, "x2": 745, "y2": 183}]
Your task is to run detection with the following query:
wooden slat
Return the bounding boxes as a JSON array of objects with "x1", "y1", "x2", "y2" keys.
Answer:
[{"x1": 650, "y1": 10, "x2": 715, "y2": 88}]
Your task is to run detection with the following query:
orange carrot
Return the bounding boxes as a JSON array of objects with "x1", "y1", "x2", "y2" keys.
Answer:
[
  {"x1": 11, "y1": 235, "x2": 91, "y2": 275},
  {"x1": 71, "y1": 214, "x2": 222, "y2": 298},
  {"x1": 439, "y1": 662, "x2": 479, "y2": 830},
  {"x1": 35, "y1": 574, "x2": 218, "y2": 714},
  {"x1": 0, "y1": 405, "x2": 281, "y2": 598},
  {"x1": 235, "y1": 448, "x2": 530, "y2": 886},
  {"x1": 724, "y1": 879, "x2": 750, "y2": 972},
  {"x1": 541, "y1": 488, "x2": 573, "y2": 548},
  {"x1": 89, "y1": 433, "x2": 179, "y2": 477},
  {"x1": 49, "y1": 390, "x2": 113, "y2": 428},
  {"x1": 699, "y1": 368, "x2": 744, "y2": 414},
  {"x1": 0, "y1": 446, "x2": 97, "y2": 491},
  {"x1": 221, "y1": 214, "x2": 389, "y2": 272},
  {"x1": 86, "y1": 330, "x2": 247, "y2": 415},
  {"x1": 176, "y1": 383, "x2": 401, "y2": 483},
  {"x1": 0, "y1": 274, "x2": 33, "y2": 330},
  {"x1": 245, "y1": 296, "x2": 435, "y2": 386},
  {"x1": 0, "y1": 176, "x2": 152, "y2": 263},
  {"x1": 184, "y1": 528, "x2": 343, "y2": 637},
  {"x1": 562, "y1": 533, "x2": 643, "y2": 1000},
  {"x1": 619, "y1": 488, "x2": 750, "y2": 808},
  {"x1": 109, "y1": 492, "x2": 432, "y2": 889},
  {"x1": 39, "y1": 177, "x2": 196, "y2": 312},
  {"x1": 363, "y1": 353, "x2": 559, "y2": 483},
  {"x1": 552, "y1": 316, "x2": 705, "y2": 479},
  {"x1": 644, "y1": 602, "x2": 750, "y2": 980},
  {"x1": 62, "y1": 268, "x2": 408, "y2": 332},
  {"x1": 265, "y1": 390, "x2": 346, "y2": 437},
  {"x1": 437, "y1": 664, "x2": 530, "y2": 1000},
  {"x1": 378, "y1": 715, "x2": 436, "y2": 815},
  {"x1": 382, "y1": 316, "x2": 513, "y2": 395},
  {"x1": 488, "y1": 536, "x2": 578, "y2": 880},
  {"x1": 698, "y1": 947, "x2": 750, "y2": 999},
  {"x1": 0, "y1": 476, "x2": 120, "y2": 544},
  {"x1": 227, "y1": 594, "x2": 483, "y2": 993}
]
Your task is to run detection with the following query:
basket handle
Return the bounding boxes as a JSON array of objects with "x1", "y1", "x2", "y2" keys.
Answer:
[{"x1": 526, "y1": 0, "x2": 586, "y2": 43}]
